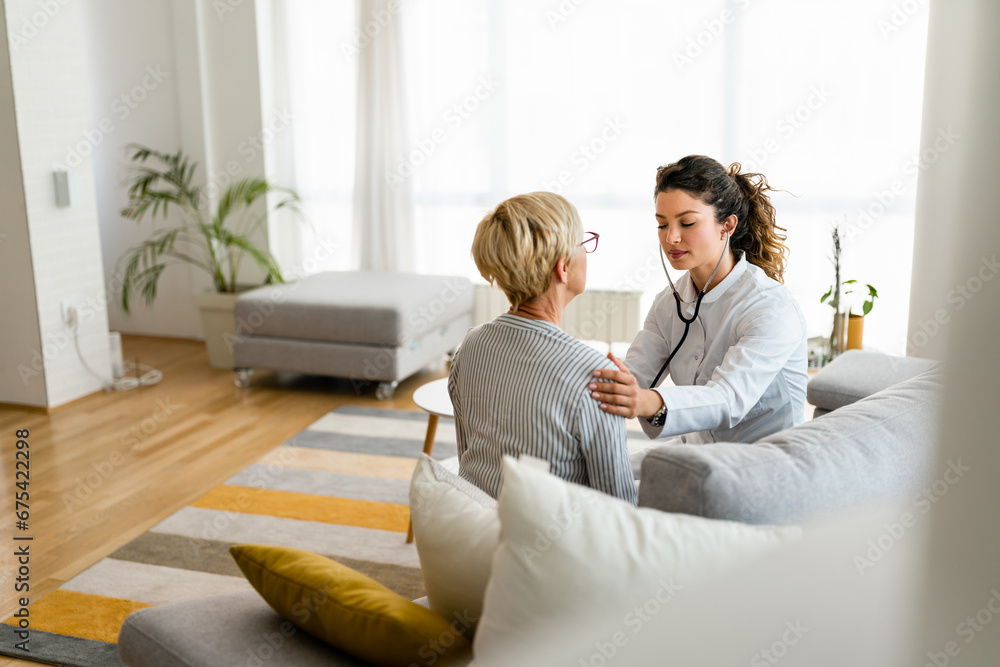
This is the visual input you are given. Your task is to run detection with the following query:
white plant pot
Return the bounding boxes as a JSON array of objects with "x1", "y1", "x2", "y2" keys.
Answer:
[{"x1": 192, "y1": 290, "x2": 239, "y2": 369}]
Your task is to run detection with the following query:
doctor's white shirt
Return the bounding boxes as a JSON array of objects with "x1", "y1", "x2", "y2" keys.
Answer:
[{"x1": 626, "y1": 252, "x2": 808, "y2": 444}]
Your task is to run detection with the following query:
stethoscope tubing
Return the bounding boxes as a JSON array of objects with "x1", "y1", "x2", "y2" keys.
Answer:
[{"x1": 649, "y1": 230, "x2": 731, "y2": 389}]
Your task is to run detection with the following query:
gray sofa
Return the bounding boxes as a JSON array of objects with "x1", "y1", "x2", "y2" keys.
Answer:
[
  {"x1": 638, "y1": 350, "x2": 941, "y2": 522},
  {"x1": 117, "y1": 350, "x2": 942, "y2": 666}
]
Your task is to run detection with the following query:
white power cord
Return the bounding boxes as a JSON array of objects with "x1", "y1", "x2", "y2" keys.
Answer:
[
  {"x1": 69, "y1": 307, "x2": 162, "y2": 392},
  {"x1": 110, "y1": 361, "x2": 163, "y2": 391}
]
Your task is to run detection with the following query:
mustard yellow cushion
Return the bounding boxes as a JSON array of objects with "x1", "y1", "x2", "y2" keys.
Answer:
[{"x1": 230, "y1": 545, "x2": 471, "y2": 667}]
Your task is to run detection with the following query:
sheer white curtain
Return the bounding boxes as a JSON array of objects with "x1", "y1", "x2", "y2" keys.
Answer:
[
  {"x1": 274, "y1": 0, "x2": 929, "y2": 354},
  {"x1": 272, "y1": 0, "x2": 358, "y2": 275},
  {"x1": 352, "y1": 0, "x2": 415, "y2": 271}
]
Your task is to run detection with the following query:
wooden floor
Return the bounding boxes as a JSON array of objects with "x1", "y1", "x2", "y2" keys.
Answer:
[{"x1": 0, "y1": 335, "x2": 447, "y2": 666}]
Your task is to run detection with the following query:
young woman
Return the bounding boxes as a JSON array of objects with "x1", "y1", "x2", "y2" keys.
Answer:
[{"x1": 589, "y1": 155, "x2": 808, "y2": 449}]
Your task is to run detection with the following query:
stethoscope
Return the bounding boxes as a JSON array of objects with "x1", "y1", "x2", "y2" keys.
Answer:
[{"x1": 649, "y1": 229, "x2": 731, "y2": 389}]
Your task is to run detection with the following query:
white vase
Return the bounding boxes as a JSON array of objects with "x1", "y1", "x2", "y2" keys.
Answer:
[{"x1": 192, "y1": 290, "x2": 239, "y2": 369}]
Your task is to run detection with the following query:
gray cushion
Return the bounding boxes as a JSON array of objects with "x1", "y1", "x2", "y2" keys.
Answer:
[
  {"x1": 118, "y1": 590, "x2": 369, "y2": 667},
  {"x1": 807, "y1": 349, "x2": 938, "y2": 412},
  {"x1": 234, "y1": 272, "x2": 473, "y2": 346},
  {"x1": 638, "y1": 367, "x2": 942, "y2": 524}
]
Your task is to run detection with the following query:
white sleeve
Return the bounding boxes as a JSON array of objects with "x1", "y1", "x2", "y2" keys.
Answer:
[{"x1": 653, "y1": 304, "x2": 804, "y2": 438}]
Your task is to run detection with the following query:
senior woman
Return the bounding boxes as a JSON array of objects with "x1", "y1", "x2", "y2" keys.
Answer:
[{"x1": 448, "y1": 191, "x2": 637, "y2": 505}]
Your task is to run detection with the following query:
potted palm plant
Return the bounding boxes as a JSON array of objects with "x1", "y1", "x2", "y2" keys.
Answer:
[{"x1": 116, "y1": 144, "x2": 303, "y2": 368}]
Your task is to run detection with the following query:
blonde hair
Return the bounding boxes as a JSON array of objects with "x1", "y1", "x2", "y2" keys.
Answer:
[{"x1": 471, "y1": 192, "x2": 583, "y2": 310}]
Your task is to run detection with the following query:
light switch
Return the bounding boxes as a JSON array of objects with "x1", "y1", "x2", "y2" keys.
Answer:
[{"x1": 53, "y1": 169, "x2": 79, "y2": 207}]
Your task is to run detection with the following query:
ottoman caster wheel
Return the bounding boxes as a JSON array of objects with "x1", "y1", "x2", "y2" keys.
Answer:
[
  {"x1": 375, "y1": 381, "x2": 398, "y2": 401},
  {"x1": 234, "y1": 369, "x2": 253, "y2": 388}
]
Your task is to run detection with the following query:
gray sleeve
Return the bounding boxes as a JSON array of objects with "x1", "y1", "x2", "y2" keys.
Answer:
[
  {"x1": 447, "y1": 349, "x2": 466, "y2": 462},
  {"x1": 575, "y1": 385, "x2": 638, "y2": 505}
]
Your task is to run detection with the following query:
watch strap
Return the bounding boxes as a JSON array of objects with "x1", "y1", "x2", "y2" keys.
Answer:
[{"x1": 647, "y1": 402, "x2": 668, "y2": 427}]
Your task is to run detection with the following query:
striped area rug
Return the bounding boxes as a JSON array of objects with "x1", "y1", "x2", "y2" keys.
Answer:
[{"x1": 0, "y1": 406, "x2": 458, "y2": 667}]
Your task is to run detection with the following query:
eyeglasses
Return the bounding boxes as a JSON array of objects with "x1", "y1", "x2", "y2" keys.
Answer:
[{"x1": 580, "y1": 231, "x2": 599, "y2": 254}]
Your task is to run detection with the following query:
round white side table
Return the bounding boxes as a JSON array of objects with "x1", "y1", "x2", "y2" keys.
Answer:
[{"x1": 408, "y1": 377, "x2": 454, "y2": 543}]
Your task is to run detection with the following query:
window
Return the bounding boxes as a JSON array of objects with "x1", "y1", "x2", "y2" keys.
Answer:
[{"x1": 278, "y1": 0, "x2": 928, "y2": 354}]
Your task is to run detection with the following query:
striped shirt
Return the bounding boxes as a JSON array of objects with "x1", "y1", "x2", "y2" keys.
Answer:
[{"x1": 448, "y1": 312, "x2": 637, "y2": 505}]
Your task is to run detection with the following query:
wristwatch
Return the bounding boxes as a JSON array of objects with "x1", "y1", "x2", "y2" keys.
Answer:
[{"x1": 647, "y1": 401, "x2": 668, "y2": 427}]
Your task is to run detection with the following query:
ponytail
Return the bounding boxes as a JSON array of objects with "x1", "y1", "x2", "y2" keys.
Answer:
[{"x1": 725, "y1": 162, "x2": 788, "y2": 283}]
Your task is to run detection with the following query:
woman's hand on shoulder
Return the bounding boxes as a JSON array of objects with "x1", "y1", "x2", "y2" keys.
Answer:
[{"x1": 589, "y1": 353, "x2": 643, "y2": 418}]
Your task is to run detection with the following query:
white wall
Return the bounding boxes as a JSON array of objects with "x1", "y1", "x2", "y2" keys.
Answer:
[
  {"x1": 910, "y1": 0, "x2": 1000, "y2": 662},
  {"x1": 1, "y1": 0, "x2": 110, "y2": 408},
  {"x1": 0, "y1": 3, "x2": 45, "y2": 406},
  {"x1": 80, "y1": 0, "x2": 273, "y2": 339},
  {"x1": 80, "y1": 0, "x2": 201, "y2": 338},
  {"x1": 0, "y1": 0, "x2": 274, "y2": 406}
]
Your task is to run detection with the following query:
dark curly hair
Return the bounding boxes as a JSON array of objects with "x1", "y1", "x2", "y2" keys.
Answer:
[{"x1": 654, "y1": 155, "x2": 788, "y2": 282}]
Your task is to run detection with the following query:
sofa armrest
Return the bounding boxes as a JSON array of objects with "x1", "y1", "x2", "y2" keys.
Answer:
[{"x1": 807, "y1": 350, "x2": 938, "y2": 413}]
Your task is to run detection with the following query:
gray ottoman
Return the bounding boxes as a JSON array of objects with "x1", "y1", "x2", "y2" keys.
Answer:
[
  {"x1": 232, "y1": 272, "x2": 473, "y2": 399},
  {"x1": 807, "y1": 349, "x2": 939, "y2": 417}
]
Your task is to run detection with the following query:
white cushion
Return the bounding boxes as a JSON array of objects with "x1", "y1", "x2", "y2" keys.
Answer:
[
  {"x1": 408, "y1": 454, "x2": 500, "y2": 636},
  {"x1": 472, "y1": 456, "x2": 804, "y2": 664}
]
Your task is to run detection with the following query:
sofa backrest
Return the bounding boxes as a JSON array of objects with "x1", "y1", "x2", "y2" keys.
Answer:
[{"x1": 637, "y1": 367, "x2": 943, "y2": 524}]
